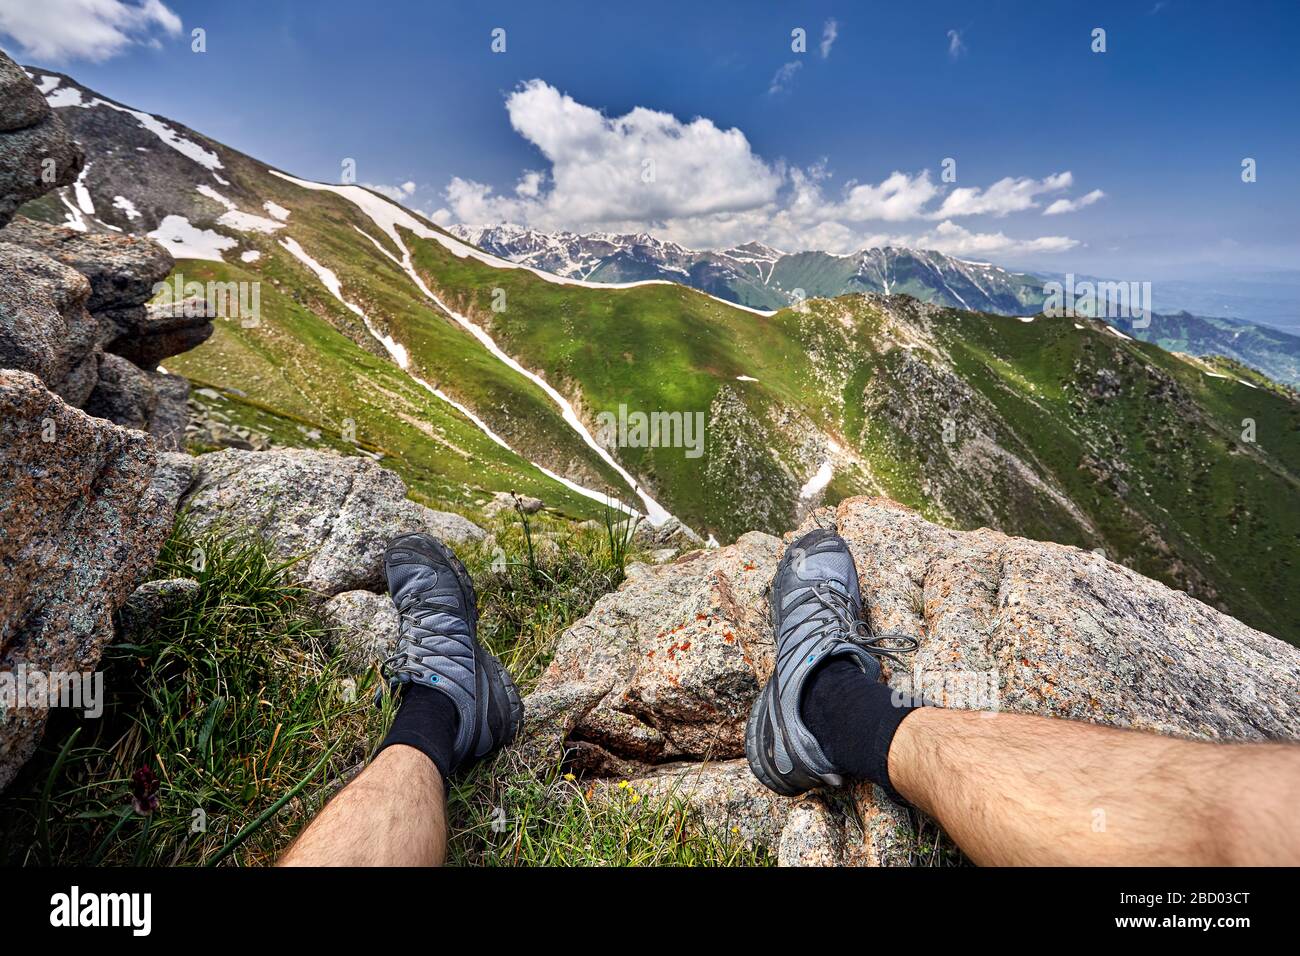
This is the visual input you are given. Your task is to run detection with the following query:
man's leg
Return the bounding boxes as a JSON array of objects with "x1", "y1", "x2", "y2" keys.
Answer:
[
  {"x1": 279, "y1": 533, "x2": 522, "y2": 867},
  {"x1": 887, "y1": 707, "x2": 1300, "y2": 866},
  {"x1": 279, "y1": 744, "x2": 446, "y2": 866},
  {"x1": 802, "y1": 660, "x2": 1300, "y2": 865}
]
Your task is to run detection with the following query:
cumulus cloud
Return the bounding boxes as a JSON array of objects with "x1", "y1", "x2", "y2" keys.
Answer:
[
  {"x1": 0, "y1": 0, "x2": 181, "y2": 62},
  {"x1": 947, "y1": 29, "x2": 965, "y2": 59},
  {"x1": 820, "y1": 19, "x2": 838, "y2": 58},
  {"x1": 1043, "y1": 188, "x2": 1106, "y2": 215},
  {"x1": 364, "y1": 180, "x2": 417, "y2": 202},
  {"x1": 440, "y1": 80, "x2": 1091, "y2": 260},
  {"x1": 932, "y1": 172, "x2": 1073, "y2": 218},
  {"x1": 768, "y1": 60, "x2": 802, "y2": 95}
]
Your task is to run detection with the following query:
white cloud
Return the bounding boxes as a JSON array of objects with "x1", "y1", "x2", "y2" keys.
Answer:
[
  {"x1": 0, "y1": 0, "x2": 180, "y2": 62},
  {"x1": 947, "y1": 29, "x2": 965, "y2": 59},
  {"x1": 441, "y1": 80, "x2": 1090, "y2": 260},
  {"x1": 768, "y1": 60, "x2": 802, "y2": 95},
  {"x1": 932, "y1": 172, "x2": 1072, "y2": 218},
  {"x1": 910, "y1": 221, "x2": 1078, "y2": 257},
  {"x1": 820, "y1": 19, "x2": 838, "y2": 58},
  {"x1": 1043, "y1": 188, "x2": 1106, "y2": 215},
  {"x1": 364, "y1": 180, "x2": 417, "y2": 202}
]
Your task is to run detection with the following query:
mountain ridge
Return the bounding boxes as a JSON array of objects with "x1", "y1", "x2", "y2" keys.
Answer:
[{"x1": 11, "y1": 64, "x2": 1300, "y2": 645}]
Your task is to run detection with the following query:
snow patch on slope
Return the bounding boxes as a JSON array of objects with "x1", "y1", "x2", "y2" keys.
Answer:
[
  {"x1": 148, "y1": 215, "x2": 237, "y2": 261},
  {"x1": 43, "y1": 75, "x2": 223, "y2": 172}
]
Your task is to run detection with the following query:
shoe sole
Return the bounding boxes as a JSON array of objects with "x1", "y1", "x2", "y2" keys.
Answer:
[{"x1": 387, "y1": 533, "x2": 525, "y2": 755}]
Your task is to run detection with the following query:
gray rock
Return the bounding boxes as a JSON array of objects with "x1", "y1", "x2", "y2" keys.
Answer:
[
  {"x1": 149, "y1": 451, "x2": 196, "y2": 509},
  {"x1": 482, "y1": 491, "x2": 544, "y2": 518},
  {"x1": 83, "y1": 354, "x2": 190, "y2": 451},
  {"x1": 105, "y1": 297, "x2": 213, "y2": 371},
  {"x1": 0, "y1": 53, "x2": 82, "y2": 229},
  {"x1": 0, "y1": 369, "x2": 174, "y2": 790},
  {"x1": 323, "y1": 589, "x2": 399, "y2": 669},
  {"x1": 524, "y1": 496, "x2": 1300, "y2": 866},
  {"x1": 0, "y1": 240, "x2": 100, "y2": 405},
  {"x1": 116, "y1": 578, "x2": 200, "y2": 642},
  {"x1": 0, "y1": 56, "x2": 49, "y2": 133},
  {"x1": 0, "y1": 216, "x2": 173, "y2": 312},
  {"x1": 179, "y1": 449, "x2": 487, "y2": 596}
]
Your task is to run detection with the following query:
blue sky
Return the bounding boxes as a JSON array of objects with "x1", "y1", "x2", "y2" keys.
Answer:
[{"x1": 2, "y1": 0, "x2": 1298, "y2": 279}]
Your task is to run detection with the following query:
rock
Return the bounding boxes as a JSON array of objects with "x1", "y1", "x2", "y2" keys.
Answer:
[
  {"x1": 0, "y1": 216, "x2": 172, "y2": 313},
  {"x1": 522, "y1": 496, "x2": 1300, "y2": 865},
  {"x1": 178, "y1": 449, "x2": 488, "y2": 596},
  {"x1": 0, "y1": 370, "x2": 174, "y2": 790},
  {"x1": 105, "y1": 297, "x2": 213, "y2": 371},
  {"x1": 323, "y1": 590, "x2": 399, "y2": 668},
  {"x1": 148, "y1": 451, "x2": 196, "y2": 510},
  {"x1": 0, "y1": 240, "x2": 100, "y2": 405},
  {"x1": 482, "y1": 491, "x2": 544, "y2": 518},
  {"x1": 0, "y1": 56, "x2": 50, "y2": 132},
  {"x1": 595, "y1": 759, "x2": 791, "y2": 852},
  {"x1": 522, "y1": 530, "x2": 782, "y2": 767},
  {"x1": 0, "y1": 52, "x2": 83, "y2": 229},
  {"x1": 633, "y1": 515, "x2": 702, "y2": 548},
  {"x1": 82, "y1": 354, "x2": 190, "y2": 451},
  {"x1": 116, "y1": 578, "x2": 201, "y2": 642}
]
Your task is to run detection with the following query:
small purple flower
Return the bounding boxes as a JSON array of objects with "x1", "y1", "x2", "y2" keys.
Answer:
[{"x1": 131, "y1": 765, "x2": 160, "y2": 816}]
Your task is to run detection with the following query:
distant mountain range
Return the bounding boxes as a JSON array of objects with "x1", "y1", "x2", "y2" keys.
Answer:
[
  {"x1": 450, "y1": 224, "x2": 1300, "y2": 387},
  {"x1": 447, "y1": 224, "x2": 1046, "y2": 315}
]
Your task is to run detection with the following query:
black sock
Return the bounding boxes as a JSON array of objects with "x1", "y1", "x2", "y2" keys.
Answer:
[
  {"x1": 378, "y1": 683, "x2": 459, "y2": 785},
  {"x1": 800, "y1": 657, "x2": 921, "y2": 804}
]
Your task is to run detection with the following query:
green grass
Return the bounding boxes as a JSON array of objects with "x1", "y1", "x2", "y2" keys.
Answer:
[{"x1": 0, "y1": 509, "x2": 765, "y2": 867}]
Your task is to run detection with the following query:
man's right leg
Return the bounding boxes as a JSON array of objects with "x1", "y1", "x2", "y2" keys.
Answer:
[
  {"x1": 280, "y1": 744, "x2": 446, "y2": 866},
  {"x1": 885, "y1": 705, "x2": 1300, "y2": 866}
]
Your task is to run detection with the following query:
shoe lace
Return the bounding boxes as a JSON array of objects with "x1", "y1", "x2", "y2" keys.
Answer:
[
  {"x1": 807, "y1": 582, "x2": 920, "y2": 661},
  {"x1": 378, "y1": 594, "x2": 450, "y2": 689}
]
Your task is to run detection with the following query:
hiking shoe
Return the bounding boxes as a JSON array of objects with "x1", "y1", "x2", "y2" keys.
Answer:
[
  {"x1": 378, "y1": 532, "x2": 523, "y2": 770},
  {"x1": 745, "y1": 527, "x2": 918, "y2": 796}
]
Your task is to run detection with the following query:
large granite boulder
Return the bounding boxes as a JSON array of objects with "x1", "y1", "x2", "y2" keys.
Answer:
[
  {"x1": 0, "y1": 52, "x2": 83, "y2": 228},
  {"x1": 179, "y1": 449, "x2": 487, "y2": 596},
  {"x1": 0, "y1": 216, "x2": 172, "y2": 313},
  {"x1": 522, "y1": 496, "x2": 1300, "y2": 865},
  {"x1": 0, "y1": 240, "x2": 101, "y2": 405},
  {"x1": 83, "y1": 353, "x2": 190, "y2": 451},
  {"x1": 0, "y1": 216, "x2": 208, "y2": 374},
  {"x1": 0, "y1": 370, "x2": 174, "y2": 790}
]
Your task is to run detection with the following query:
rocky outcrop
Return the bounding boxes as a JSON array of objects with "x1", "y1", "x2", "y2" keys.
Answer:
[
  {"x1": 0, "y1": 239, "x2": 101, "y2": 404},
  {"x1": 0, "y1": 56, "x2": 200, "y2": 450},
  {"x1": 0, "y1": 53, "x2": 83, "y2": 228},
  {"x1": 522, "y1": 496, "x2": 1300, "y2": 865},
  {"x1": 0, "y1": 215, "x2": 209, "y2": 372},
  {"x1": 0, "y1": 370, "x2": 175, "y2": 789},
  {"x1": 179, "y1": 449, "x2": 487, "y2": 596},
  {"x1": 83, "y1": 353, "x2": 190, "y2": 451}
]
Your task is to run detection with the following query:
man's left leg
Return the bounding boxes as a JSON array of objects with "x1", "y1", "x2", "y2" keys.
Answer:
[{"x1": 280, "y1": 744, "x2": 446, "y2": 866}]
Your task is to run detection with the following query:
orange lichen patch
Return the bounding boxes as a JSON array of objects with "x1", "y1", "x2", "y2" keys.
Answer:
[
  {"x1": 723, "y1": 630, "x2": 735, "y2": 644},
  {"x1": 695, "y1": 613, "x2": 708, "y2": 621},
  {"x1": 647, "y1": 650, "x2": 655, "y2": 660},
  {"x1": 742, "y1": 562, "x2": 757, "y2": 571},
  {"x1": 679, "y1": 640, "x2": 691, "y2": 652}
]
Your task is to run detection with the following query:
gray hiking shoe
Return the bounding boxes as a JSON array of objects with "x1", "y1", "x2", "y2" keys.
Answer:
[
  {"x1": 378, "y1": 532, "x2": 523, "y2": 770},
  {"x1": 745, "y1": 527, "x2": 918, "y2": 796}
]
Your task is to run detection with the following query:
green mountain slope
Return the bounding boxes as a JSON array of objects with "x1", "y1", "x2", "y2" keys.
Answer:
[{"x1": 19, "y1": 67, "x2": 1300, "y2": 644}]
